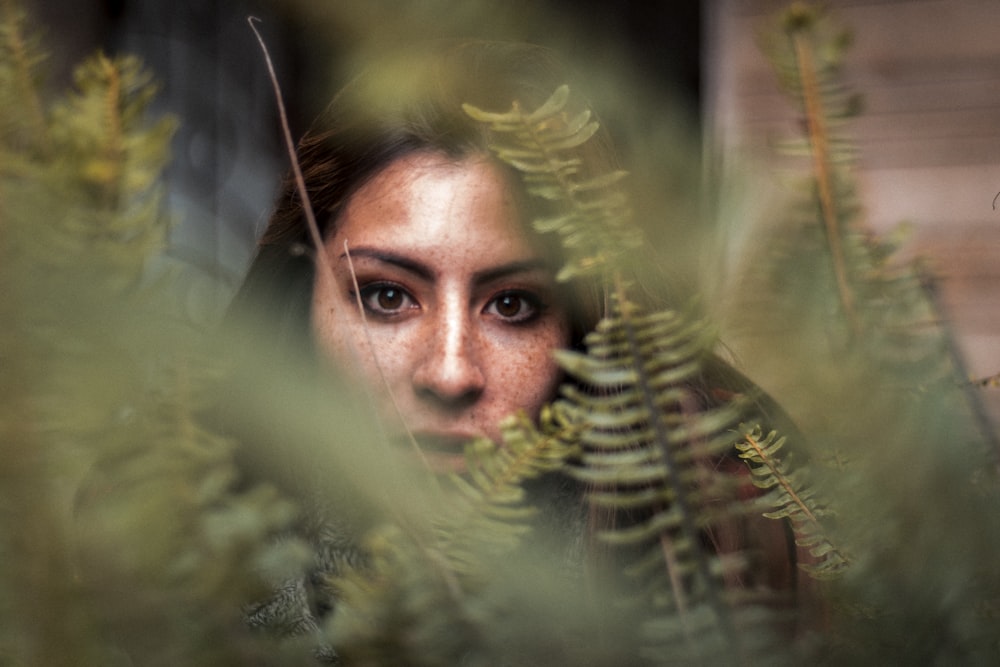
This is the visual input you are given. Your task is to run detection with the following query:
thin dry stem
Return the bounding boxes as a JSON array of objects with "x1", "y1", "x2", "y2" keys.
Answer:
[
  {"x1": 247, "y1": 17, "x2": 336, "y2": 315},
  {"x1": 248, "y1": 15, "x2": 465, "y2": 613},
  {"x1": 98, "y1": 54, "x2": 124, "y2": 207},
  {"x1": 791, "y1": 30, "x2": 860, "y2": 337}
]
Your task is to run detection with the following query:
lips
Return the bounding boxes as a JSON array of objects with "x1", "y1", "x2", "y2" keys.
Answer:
[{"x1": 403, "y1": 431, "x2": 479, "y2": 474}]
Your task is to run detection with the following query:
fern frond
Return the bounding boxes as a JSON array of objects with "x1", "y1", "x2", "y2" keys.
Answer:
[
  {"x1": 325, "y1": 408, "x2": 596, "y2": 665},
  {"x1": 35, "y1": 52, "x2": 177, "y2": 293},
  {"x1": 757, "y1": 3, "x2": 958, "y2": 383},
  {"x1": 0, "y1": 9, "x2": 311, "y2": 661},
  {"x1": 735, "y1": 423, "x2": 850, "y2": 579},
  {"x1": 464, "y1": 85, "x2": 641, "y2": 281},
  {"x1": 466, "y1": 80, "x2": 793, "y2": 661},
  {"x1": 437, "y1": 405, "x2": 583, "y2": 568},
  {"x1": 48, "y1": 52, "x2": 175, "y2": 201},
  {"x1": 762, "y1": 2, "x2": 861, "y2": 334},
  {"x1": 461, "y1": 404, "x2": 582, "y2": 497},
  {"x1": 0, "y1": 0, "x2": 48, "y2": 153},
  {"x1": 555, "y1": 284, "x2": 760, "y2": 657}
]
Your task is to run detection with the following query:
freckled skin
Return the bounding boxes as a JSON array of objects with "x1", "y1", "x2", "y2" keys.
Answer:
[{"x1": 311, "y1": 152, "x2": 570, "y2": 450}]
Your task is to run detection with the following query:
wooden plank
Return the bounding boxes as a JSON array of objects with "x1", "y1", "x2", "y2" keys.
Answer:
[{"x1": 706, "y1": 0, "x2": 1000, "y2": 379}]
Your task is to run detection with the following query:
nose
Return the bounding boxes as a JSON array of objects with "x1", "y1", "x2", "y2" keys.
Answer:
[{"x1": 412, "y1": 308, "x2": 486, "y2": 409}]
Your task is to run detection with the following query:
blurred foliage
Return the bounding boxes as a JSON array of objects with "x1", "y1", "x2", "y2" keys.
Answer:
[
  {"x1": 0, "y1": 2, "x2": 303, "y2": 664},
  {"x1": 2, "y1": 1, "x2": 1000, "y2": 666},
  {"x1": 723, "y1": 3, "x2": 1000, "y2": 662}
]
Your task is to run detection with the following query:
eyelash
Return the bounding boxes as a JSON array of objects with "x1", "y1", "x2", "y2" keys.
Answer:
[
  {"x1": 483, "y1": 290, "x2": 544, "y2": 325},
  {"x1": 352, "y1": 283, "x2": 545, "y2": 325},
  {"x1": 356, "y1": 281, "x2": 417, "y2": 318}
]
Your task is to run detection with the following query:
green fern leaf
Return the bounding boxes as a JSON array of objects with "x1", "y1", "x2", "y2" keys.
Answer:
[
  {"x1": 437, "y1": 407, "x2": 583, "y2": 559},
  {"x1": 464, "y1": 85, "x2": 641, "y2": 281},
  {"x1": 735, "y1": 424, "x2": 849, "y2": 578},
  {"x1": 554, "y1": 288, "x2": 762, "y2": 657},
  {"x1": 466, "y1": 81, "x2": 793, "y2": 658},
  {"x1": 0, "y1": 2, "x2": 48, "y2": 153}
]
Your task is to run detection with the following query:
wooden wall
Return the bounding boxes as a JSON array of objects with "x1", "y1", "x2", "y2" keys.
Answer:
[{"x1": 705, "y1": 0, "x2": 1000, "y2": 384}]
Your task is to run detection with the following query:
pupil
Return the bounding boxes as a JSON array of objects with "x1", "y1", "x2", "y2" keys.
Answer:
[
  {"x1": 378, "y1": 288, "x2": 402, "y2": 309},
  {"x1": 497, "y1": 295, "x2": 521, "y2": 317}
]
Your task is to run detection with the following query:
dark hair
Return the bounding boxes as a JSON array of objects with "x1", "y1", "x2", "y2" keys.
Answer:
[{"x1": 228, "y1": 40, "x2": 614, "y2": 353}]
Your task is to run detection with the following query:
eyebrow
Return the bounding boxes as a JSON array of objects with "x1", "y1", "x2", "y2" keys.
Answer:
[{"x1": 339, "y1": 246, "x2": 553, "y2": 285}]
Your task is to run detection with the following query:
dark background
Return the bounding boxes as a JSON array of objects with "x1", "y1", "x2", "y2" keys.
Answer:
[{"x1": 26, "y1": 0, "x2": 702, "y2": 318}]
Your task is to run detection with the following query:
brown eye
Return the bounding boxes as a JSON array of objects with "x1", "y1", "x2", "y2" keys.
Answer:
[
  {"x1": 495, "y1": 294, "x2": 523, "y2": 318},
  {"x1": 377, "y1": 287, "x2": 403, "y2": 310},
  {"x1": 485, "y1": 291, "x2": 543, "y2": 324},
  {"x1": 359, "y1": 282, "x2": 416, "y2": 316}
]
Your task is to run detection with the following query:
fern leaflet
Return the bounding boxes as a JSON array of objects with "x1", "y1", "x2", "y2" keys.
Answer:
[
  {"x1": 463, "y1": 85, "x2": 641, "y2": 281},
  {"x1": 556, "y1": 287, "x2": 757, "y2": 660},
  {"x1": 735, "y1": 423, "x2": 849, "y2": 578},
  {"x1": 437, "y1": 405, "x2": 583, "y2": 565},
  {"x1": 466, "y1": 79, "x2": 787, "y2": 663}
]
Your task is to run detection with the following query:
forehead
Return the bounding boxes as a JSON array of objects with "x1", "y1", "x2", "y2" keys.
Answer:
[{"x1": 332, "y1": 152, "x2": 539, "y2": 263}]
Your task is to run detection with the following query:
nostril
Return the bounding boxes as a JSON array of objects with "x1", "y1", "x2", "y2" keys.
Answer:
[
  {"x1": 413, "y1": 359, "x2": 485, "y2": 402},
  {"x1": 414, "y1": 382, "x2": 483, "y2": 411},
  {"x1": 412, "y1": 348, "x2": 486, "y2": 408}
]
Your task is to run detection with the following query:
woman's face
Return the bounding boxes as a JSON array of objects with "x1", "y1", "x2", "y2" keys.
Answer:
[{"x1": 311, "y1": 152, "x2": 571, "y2": 472}]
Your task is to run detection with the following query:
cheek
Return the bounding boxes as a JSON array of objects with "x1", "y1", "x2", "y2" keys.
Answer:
[
  {"x1": 312, "y1": 309, "x2": 353, "y2": 375},
  {"x1": 311, "y1": 292, "x2": 373, "y2": 380},
  {"x1": 487, "y1": 326, "x2": 568, "y2": 414},
  {"x1": 313, "y1": 313, "x2": 413, "y2": 390},
  {"x1": 310, "y1": 273, "x2": 412, "y2": 389}
]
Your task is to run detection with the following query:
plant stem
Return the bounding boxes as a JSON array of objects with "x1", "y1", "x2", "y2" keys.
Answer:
[
  {"x1": 612, "y1": 272, "x2": 737, "y2": 655},
  {"x1": 791, "y1": 28, "x2": 860, "y2": 337}
]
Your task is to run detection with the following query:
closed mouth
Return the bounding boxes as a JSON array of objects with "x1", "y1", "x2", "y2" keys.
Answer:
[{"x1": 404, "y1": 431, "x2": 479, "y2": 473}]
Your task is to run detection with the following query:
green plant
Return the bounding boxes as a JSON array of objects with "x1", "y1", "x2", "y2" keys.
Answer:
[
  {"x1": 3, "y1": 1, "x2": 1000, "y2": 665},
  {"x1": 728, "y1": 3, "x2": 1000, "y2": 662},
  {"x1": 0, "y1": 4, "x2": 303, "y2": 665},
  {"x1": 468, "y1": 86, "x2": 760, "y2": 659}
]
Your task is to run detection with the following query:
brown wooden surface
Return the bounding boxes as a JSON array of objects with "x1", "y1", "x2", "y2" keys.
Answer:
[{"x1": 706, "y1": 0, "x2": 1000, "y2": 394}]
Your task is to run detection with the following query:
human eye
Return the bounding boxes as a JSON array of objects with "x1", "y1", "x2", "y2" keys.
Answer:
[
  {"x1": 483, "y1": 290, "x2": 544, "y2": 324},
  {"x1": 356, "y1": 282, "x2": 418, "y2": 318}
]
